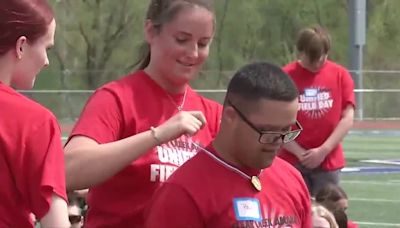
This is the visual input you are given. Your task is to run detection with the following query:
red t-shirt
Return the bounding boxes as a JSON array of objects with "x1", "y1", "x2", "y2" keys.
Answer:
[
  {"x1": 0, "y1": 83, "x2": 67, "y2": 227},
  {"x1": 279, "y1": 60, "x2": 355, "y2": 170},
  {"x1": 145, "y1": 145, "x2": 312, "y2": 228},
  {"x1": 348, "y1": 220, "x2": 359, "y2": 228},
  {"x1": 69, "y1": 71, "x2": 222, "y2": 227}
]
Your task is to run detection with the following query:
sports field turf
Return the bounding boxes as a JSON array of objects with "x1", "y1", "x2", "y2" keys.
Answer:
[{"x1": 342, "y1": 131, "x2": 400, "y2": 227}]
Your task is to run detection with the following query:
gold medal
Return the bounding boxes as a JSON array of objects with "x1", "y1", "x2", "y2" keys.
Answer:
[{"x1": 251, "y1": 176, "x2": 262, "y2": 191}]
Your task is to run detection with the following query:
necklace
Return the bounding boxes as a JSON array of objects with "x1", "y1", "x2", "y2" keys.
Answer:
[
  {"x1": 166, "y1": 87, "x2": 187, "y2": 111},
  {"x1": 192, "y1": 142, "x2": 262, "y2": 192}
]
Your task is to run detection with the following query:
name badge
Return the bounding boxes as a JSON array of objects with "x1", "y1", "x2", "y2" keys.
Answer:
[
  {"x1": 305, "y1": 88, "x2": 318, "y2": 97},
  {"x1": 233, "y1": 198, "x2": 262, "y2": 221}
]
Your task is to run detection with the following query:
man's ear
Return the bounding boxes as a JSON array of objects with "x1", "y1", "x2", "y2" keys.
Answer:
[
  {"x1": 15, "y1": 36, "x2": 27, "y2": 60},
  {"x1": 223, "y1": 106, "x2": 236, "y2": 124}
]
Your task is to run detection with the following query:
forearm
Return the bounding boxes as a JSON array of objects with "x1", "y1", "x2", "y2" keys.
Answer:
[
  {"x1": 283, "y1": 141, "x2": 307, "y2": 159},
  {"x1": 320, "y1": 110, "x2": 354, "y2": 154},
  {"x1": 65, "y1": 130, "x2": 158, "y2": 191},
  {"x1": 40, "y1": 194, "x2": 70, "y2": 228}
]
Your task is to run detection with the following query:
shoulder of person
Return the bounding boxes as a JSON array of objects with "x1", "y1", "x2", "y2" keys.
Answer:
[
  {"x1": 325, "y1": 60, "x2": 351, "y2": 75},
  {"x1": 272, "y1": 157, "x2": 302, "y2": 176},
  {"x1": 167, "y1": 151, "x2": 219, "y2": 186},
  {"x1": 96, "y1": 71, "x2": 144, "y2": 92},
  {"x1": 282, "y1": 61, "x2": 298, "y2": 72},
  {"x1": 190, "y1": 88, "x2": 223, "y2": 111},
  {"x1": 5, "y1": 91, "x2": 57, "y2": 126},
  {"x1": 87, "y1": 71, "x2": 147, "y2": 102}
]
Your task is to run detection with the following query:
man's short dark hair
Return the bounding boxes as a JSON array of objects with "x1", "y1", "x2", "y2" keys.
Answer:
[{"x1": 224, "y1": 62, "x2": 298, "y2": 107}]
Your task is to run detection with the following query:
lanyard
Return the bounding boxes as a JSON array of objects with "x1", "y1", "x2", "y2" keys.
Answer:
[{"x1": 192, "y1": 141, "x2": 262, "y2": 192}]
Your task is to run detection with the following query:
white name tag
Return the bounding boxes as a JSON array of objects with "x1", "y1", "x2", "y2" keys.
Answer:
[
  {"x1": 233, "y1": 198, "x2": 262, "y2": 221},
  {"x1": 305, "y1": 88, "x2": 318, "y2": 97}
]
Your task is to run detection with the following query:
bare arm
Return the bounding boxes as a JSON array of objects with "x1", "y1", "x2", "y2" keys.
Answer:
[
  {"x1": 319, "y1": 104, "x2": 354, "y2": 154},
  {"x1": 282, "y1": 141, "x2": 307, "y2": 160},
  {"x1": 301, "y1": 104, "x2": 354, "y2": 169},
  {"x1": 65, "y1": 111, "x2": 206, "y2": 191},
  {"x1": 39, "y1": 194, "x2": 70, "y2": 228}
]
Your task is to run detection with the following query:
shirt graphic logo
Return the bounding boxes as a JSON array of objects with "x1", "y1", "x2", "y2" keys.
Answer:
[
  {"x1": 299, "y1": 87, "x2": 333, "y2": 119},
  {"x1": 150, "y1": 135, "x2": 200, "y2": 182}
]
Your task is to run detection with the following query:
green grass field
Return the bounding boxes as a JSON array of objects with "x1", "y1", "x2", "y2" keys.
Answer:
[{"x1": 342, "y1": 131, "x2": 400, "y2": 227}]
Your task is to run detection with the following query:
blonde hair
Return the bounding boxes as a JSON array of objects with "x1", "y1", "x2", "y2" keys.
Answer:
[{"x1": 312, "y1": 202, "x2": 338, "y2": 228}]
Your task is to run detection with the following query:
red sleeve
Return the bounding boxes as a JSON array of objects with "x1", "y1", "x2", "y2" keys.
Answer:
[
  {"x1": 301, "y1": 195, "x2": 312, "y2": 228},
  {"x1": 210, "y1": 103, "x2": 222, "y2": 139},
  {"x1": 287, "y1": 160, "x2": 312, "y2": 227},
  {"x1": 19, "y1": 116, "x2": 67, "y2": 219},
  {"x1": 145, "y1": 183, "x2": 204, "y2": 228},
  {"x1": 297, "y1": 172, "x2": 312, "y2": 227},
  {"x1": 69, "y1": 88, "x2": 123, "y2": 144},
  {"x1": 348, "y1": 220, "x2": 359, "y2": 228},
  {"x1": 341, "y1": 69, "x2": 356, "y2": 109}
]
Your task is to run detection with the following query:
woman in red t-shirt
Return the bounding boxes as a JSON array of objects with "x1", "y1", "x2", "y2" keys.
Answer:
[
  {"x1": 64, "y1": 0, "x2": 222, "y2": 227},
  {"x1": 0, "y1": 0, "x2": 69, "y2": 227}
]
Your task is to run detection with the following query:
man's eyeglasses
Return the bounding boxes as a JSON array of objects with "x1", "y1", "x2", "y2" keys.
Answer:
[
  {"x1": 69, "y1": 215, "x2": 83, "y2": 224},
  {"x1": 227, "y1": 100, "x2": 302, "y2": 144}
]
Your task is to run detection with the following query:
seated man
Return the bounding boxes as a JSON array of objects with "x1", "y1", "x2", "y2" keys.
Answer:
[{"x1": 145, "y1": 62, "x2": 312, "y2": 228}]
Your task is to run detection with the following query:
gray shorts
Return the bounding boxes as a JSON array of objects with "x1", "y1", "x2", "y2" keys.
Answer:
[{"x1": 295, "y1": 164, "x2": 340, "y2": 196}]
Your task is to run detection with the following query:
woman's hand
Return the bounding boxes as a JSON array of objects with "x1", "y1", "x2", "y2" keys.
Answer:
[{"x1": 154, "y1": 111, "x2": 207, "y2": 143}]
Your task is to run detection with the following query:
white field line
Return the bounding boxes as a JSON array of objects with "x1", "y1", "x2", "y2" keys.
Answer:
[
  {"x1": 355, "y1": 221, "x2": 400, "y2": 227},
  {"x1": 350, "y1": 197, "x2": 400, "y2": 203},
  {"x1": 341, "y1": 180, "x2": 400, "y2": 186}
]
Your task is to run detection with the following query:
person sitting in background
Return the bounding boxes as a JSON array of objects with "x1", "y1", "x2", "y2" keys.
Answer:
[
  {"x1": 312, "y1": 202, "x2": 338, "y2": 228},
  {"x1": 67, "y1": 191, "x2": 84, "y2": 228},
  {"x1": 315, "y1": 183, "x2": 358, "y2": 228},
  {"x1": 332, "y1": 209, "x2": 348, "y2": 228}
]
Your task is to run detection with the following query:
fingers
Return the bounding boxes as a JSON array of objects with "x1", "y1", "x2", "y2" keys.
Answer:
[
  {"x1": 157, "y1": 111, "x2": 207, "y2": 143},
  {"x1": 183, "y1": 111, "x2": 206, "y2": 135},
  {"x1": 301, "y1": 154, "x2": 322, "y2": 169},
  {"x1": 185, "y1": 124, "x2": 202, "y2": 136},
  {"x1": 301, "y1": 159, "x2": 314, "y2": 169},
  {"x1": 187, "y1": 111, "x2": 207, "y2": 128},
  {"x1": 301, "y1": 154, "x2": 313, "y2": 167}
]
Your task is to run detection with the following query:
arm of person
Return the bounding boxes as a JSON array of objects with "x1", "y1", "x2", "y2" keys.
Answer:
[
  {"x1": 39, "y1": 194, "x2": 70, "y2": 228},
  {"x1": 15, "y1": 115, "x2": 69, "y2": 225},
  {"x1": 319, "y1": 104, "x2": 354, "y2": 155},
  {"x1": 145, "y1": 183, "x2": 204, "y2": 228},
  {"x1": 282, "y1": 141, "x2": 307, "y2": 160},
  {"x1": 65, "y1": 130, "x2": 161, "y2": 191},
  {"x1": 65, "y1": 110, "x2": 207, "y2": 191},
  {"x1": 302, "y1": 104, "x2": 354, "y2": 168}
]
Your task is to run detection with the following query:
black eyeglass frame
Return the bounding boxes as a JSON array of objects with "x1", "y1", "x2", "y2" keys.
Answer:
[
  {"x1": 227, "y1": 100, "x2": 303, "y2": 144},
  {"x1": 69, "y1": 215, "x2": 83, "y2": 224}
]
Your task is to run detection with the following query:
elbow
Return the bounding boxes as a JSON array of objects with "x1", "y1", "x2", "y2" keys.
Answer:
[
  {"x1": 64, "y1": 149, "x2": 80, "y2": 191},
  {"x1": 342, "y1": 105, "x2": 355, "y2": 129},
  {"x1": 344, "y1": 115, "x2": 354, "y2": 129},
  {"x1": 65, "y1": 170, "x2": 77, "y2": 192}
]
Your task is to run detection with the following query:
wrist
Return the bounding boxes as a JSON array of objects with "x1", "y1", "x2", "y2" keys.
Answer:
[
  {"x1": 295, "y1": 149, "x2": 305, "y2": 159},
  {"x1": 150, "y1": 126, "x2": 162, "y2": 144},
  {"x1": 319, "y1": 145, "x2": 331, "y2": 156}
]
